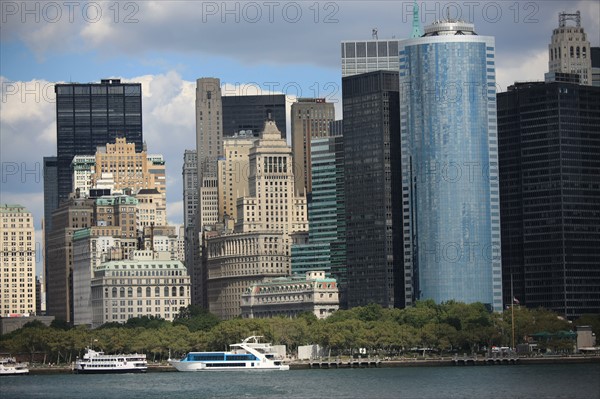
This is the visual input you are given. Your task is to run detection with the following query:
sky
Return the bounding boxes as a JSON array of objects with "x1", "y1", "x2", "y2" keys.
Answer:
[{"x1": 1, "y1": 0, "x2": 599, "y2": 275}]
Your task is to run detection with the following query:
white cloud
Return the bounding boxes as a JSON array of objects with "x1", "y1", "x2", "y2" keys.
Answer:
[{"x1": 496, "y1": 49, "x2": 549, "y2": 91}]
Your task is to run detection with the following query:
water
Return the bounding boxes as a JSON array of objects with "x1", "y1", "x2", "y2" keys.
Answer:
[{"x1": 2, "y1": 364, "x2": 598, "y2": 399}]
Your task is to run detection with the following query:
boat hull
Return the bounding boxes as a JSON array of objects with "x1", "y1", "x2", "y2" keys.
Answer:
[
  {"x1": 0, "y1": 369, "x2": 29, "y2": 376},
  {"x1": 74, "y1": 367, "x2": 147, "y2": 374},
  {"x1": 170, "y1": 361, "x2": 289, "y2": 371}
]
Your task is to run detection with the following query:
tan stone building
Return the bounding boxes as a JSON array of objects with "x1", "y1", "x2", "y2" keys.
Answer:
[
  {"x1": 46, "y1": 197, "x2": 95, "y2": 322},
  {"x1": 206, "y1": 120, "x2": 308, "y2": 319},
  {"x1": 241, "y1": 271, "x2": 339, "y2": 319},
  {"x1": 94, "y1": 195, "x2": 138, "y2": 239},
  {"x1": 290, "y1": 99, "x2": 335, "y2": 196},
  {"x1": 548, "y1": 11, "x2": 593, "y2": 85},
  {"x1": 136, "y1": 188, "x2": 166, "y2": 228},
  {"x1": 218, "y1": 133, "x2": 256, "y2": 222},
  {"x1": 92, "y1": 138, "x2": 166, "y2": 196},
  {"x1": 196, "y1": 78, "x2": 223, "y2": 230},
  {"x1": 0, "y1": 204, "x2": 36, "y2": 317}
]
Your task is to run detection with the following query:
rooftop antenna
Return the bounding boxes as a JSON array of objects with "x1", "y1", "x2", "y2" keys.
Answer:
[
  {"x1": 372, "y1": 28, "x2": 378, "y2": 40},
  {"x1": 411, "y1": 1, "x2": 423, "y2": 38},
  {"x1": 558, "y1": 11, "x2": 581, "y2": 28}
]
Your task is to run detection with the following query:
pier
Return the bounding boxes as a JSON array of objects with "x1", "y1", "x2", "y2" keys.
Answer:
[
  {"x1": 453, "y1": 354, "x2": 520, "y2": 366},
  {"x1": 309, "y1": 359, "x2": 381, "y2": 369}
]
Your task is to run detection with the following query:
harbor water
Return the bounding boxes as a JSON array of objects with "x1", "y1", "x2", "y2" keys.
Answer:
[{"x1": 2, "y1": 363, "x2": 599, "y2": 399}]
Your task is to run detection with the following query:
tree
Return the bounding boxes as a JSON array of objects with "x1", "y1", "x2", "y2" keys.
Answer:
[{"x1": 173, "y1": 305, "x2": 220, "y2": 332}]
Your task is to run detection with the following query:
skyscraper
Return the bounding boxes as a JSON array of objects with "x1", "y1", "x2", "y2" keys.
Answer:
[
  {"x1": 0, "y1": 204, "x2": 36, "y2": 316},
  {"x1": 399, "y1": 20, "x2": 502, "y2": 311},
  {"x1": 591, "y1": 47, "x2": 600, "y2": 87},
  {"x1": 291, "y1": 135, "x2": 346, "y2": 306},
  {"x1": 195, "y1": 78, "x2": 223, "y2": 229},
  {"x1": 53, "y1": 79, "x2": 143, "y2": 206},
  {"x1": 547, "y1": 11, "x2": 593, "y2": 86},
  {"x1": 205, "y1": 120, "x2": 307, "y2": 319},
  {"x1": 342, "y1": 70, "x2": 403, "y2": 308},
  {"x1": 290, "y1": 98, "x2": 335, "y2": 196},
  {"x1": 217, "y1": 134, "x2": 256, "y2": 223},
  {"x1": 341, "y1": 39, "x2": 400, "y2": 77},
  {"x1": 222, "y1": 94, "x2": 287, "y2": 138},
  {"x1": 498, "y1": 81, "x2": 600, "y2": 318}
]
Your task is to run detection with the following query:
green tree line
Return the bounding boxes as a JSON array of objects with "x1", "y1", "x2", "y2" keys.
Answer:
[{"x1": 2, "y1": 301, "x2": 597, "y2": 364}]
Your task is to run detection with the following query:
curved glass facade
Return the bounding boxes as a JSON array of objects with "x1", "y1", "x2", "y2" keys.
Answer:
[{"x1": 400, "y1": 33, "x2": 502, "y2": 311}]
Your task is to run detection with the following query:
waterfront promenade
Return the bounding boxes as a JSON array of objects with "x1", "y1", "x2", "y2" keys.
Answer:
[{"x1": 21, "y1": 354, "x2": 600, "y2": 374}]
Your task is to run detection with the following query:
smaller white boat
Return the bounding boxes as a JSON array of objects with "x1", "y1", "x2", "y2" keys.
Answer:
[
  {"x1": 74, "y1": 348, "x2": 147, "y2": 374},
  {"x1": 170, "y1": 336, "x2": 289, "y2": 371},
  {"x1": 0, "y1": 357, "x2": 29, "y2": 375}
]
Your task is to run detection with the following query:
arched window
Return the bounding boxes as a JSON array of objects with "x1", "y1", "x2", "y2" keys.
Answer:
[
  {"x1": 137, "y1": 287, "x2": 142, "y2": 297},
  {"x1": 576, "y1": 47, "x2": 580, "y2": 58},
  {"x1": 570, "y1": 46, "x2": 574, "y2": 57},
  {"x1": 128, "y1": 287, "x2": 133, "y2": 297},
  {"x1": 172, "y1": 287, "x2": 177, "y2": 297},
  {"x1": 120, "y1": 287, "x2": 125, "y2": 298},
  {"x1": 180, "y1": 286, "x2": 185, "y2": 297},
  {"x1": 112, "y1": 287, "x2": 117, "y2": 298},
  {"x1": 146, "y1": 287, "x2": 151, "y2": 297},
  {"x1": 164, "y1": 286, "x2": 169, "y2": 297},
  {"x1": 155, "y1": 286, "x2": 160, "y2": 297},
  {"x1": 583, "y1": 47, "x2": 587, "y2": 58}
]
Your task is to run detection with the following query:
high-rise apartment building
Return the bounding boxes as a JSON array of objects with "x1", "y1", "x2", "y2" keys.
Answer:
[
  {"x1": 498, "y1": 81, "x2": 600, "y2": 318},
  {"x1": 0, "y1": 205, "x2": 36, "y2": 316},
  {"x1": 399, "y1": 20, "x2": 502, "y2": 311},
  {"x1": 222, "y1": 94, "x2": 287, "y2": 138},
  {"x1": 290, "y1": 99, "x2": 335, "y2": 197},
  {"x1": 342, "y1": 70, "x2": 403, "y2": 308},
  {"x1": 547, "y1": 11, "x2": 593, "y2": 86}
]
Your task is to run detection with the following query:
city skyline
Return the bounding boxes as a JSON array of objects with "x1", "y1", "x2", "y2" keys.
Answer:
[{"x1": 2, "y1": 1, "x2": 600, "y2": 276}]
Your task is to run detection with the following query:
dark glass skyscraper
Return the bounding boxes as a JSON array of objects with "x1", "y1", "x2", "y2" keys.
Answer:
[
  {"x1": 498, "y1": 81, "x2": 600, "y2": 318},
  {"x1": 54, "y1": 79, "x2": 143, "y2": 206},
  {"x1": 342, "y1": 70, "x2": 403, "y2": 308},
  {"x1": 222, "y1": 94, "x2": 286, "y2": 138}
]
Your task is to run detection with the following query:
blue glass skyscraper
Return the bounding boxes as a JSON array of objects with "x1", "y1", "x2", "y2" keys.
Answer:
[{"x1": 400, "y1": 20, "x2": 502, "y2": 311}]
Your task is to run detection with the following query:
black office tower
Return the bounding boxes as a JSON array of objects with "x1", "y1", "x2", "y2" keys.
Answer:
[
  {"x1": 342, "y1": 71, "x2": 403, "y2": 308},
  {"x1": 54, "y1": 79, "x2": 143, "y2": 206},
  {"x1": 498, "y1": 81, "x2": 600, "y2": 318},
  {"x1": 222, "y1": 94, "x2": 286, "y2": 138}
]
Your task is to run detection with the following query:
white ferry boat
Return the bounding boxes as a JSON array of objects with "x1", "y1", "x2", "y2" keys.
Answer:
[
  {"x1": 0, "y1": 357, "x2": 29, "y2": 375},
  {"x1": 74, "y1": 348, "x2": 147, "y2": 374},
  {"x1": 169, "y1": 336, "x2": 289, "y2": 371}
]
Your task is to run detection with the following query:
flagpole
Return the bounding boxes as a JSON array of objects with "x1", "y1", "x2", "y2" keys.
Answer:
[{"x1": 511, "y1": 274, "x2": 515, "y2": 350}]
